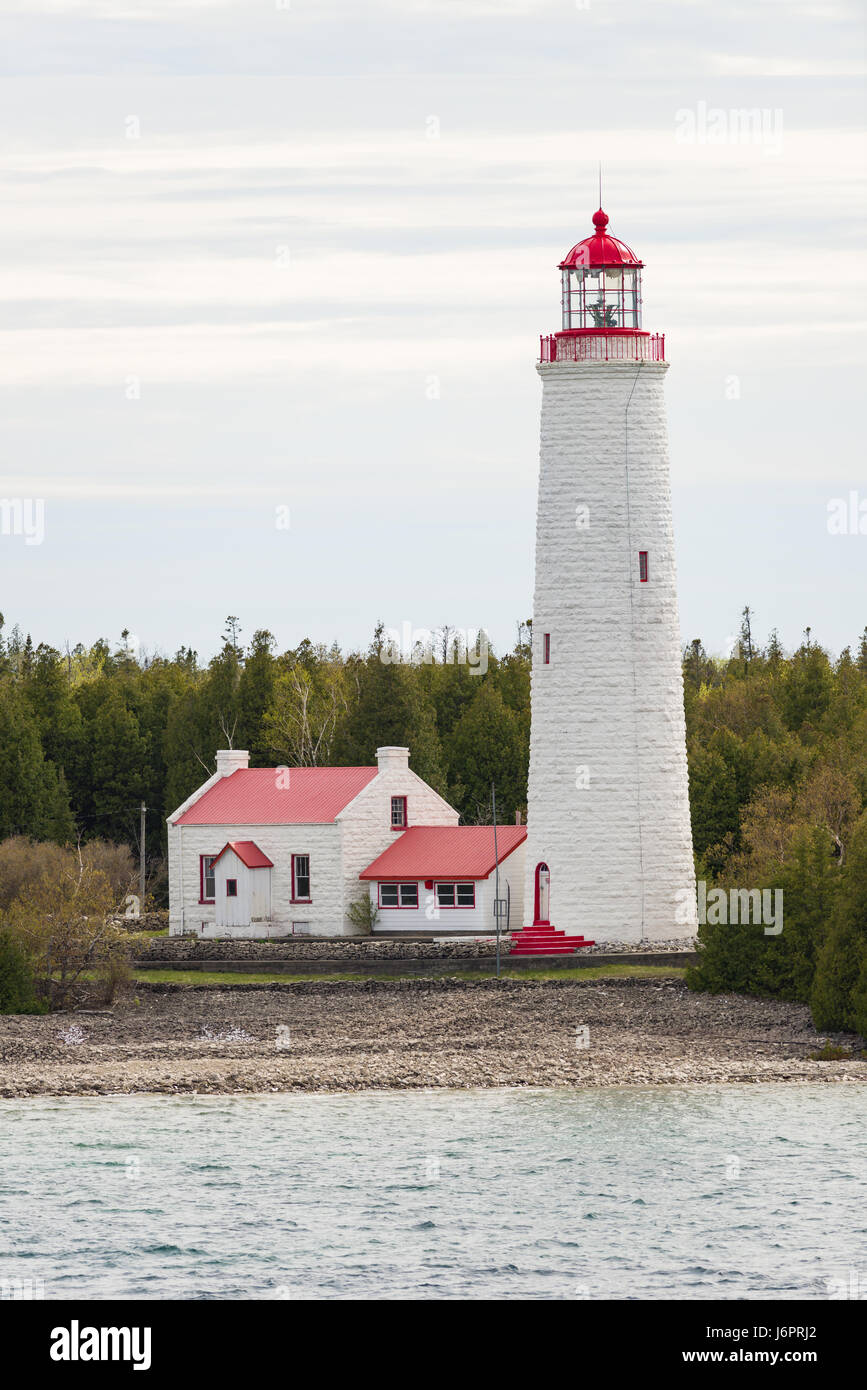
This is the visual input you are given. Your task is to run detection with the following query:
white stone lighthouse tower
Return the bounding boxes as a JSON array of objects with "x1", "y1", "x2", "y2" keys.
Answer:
[{"x1": 522, "y1": 207, "x2": 696, "y2": 945}]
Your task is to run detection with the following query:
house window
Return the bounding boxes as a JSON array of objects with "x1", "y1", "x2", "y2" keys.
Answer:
[
  {"x1": 378, "y1": 882, "x2": 418, "y2": 908},
  {"x1": 639, "y1": 551, "x2": 649, "y2": 583},
  {"x1": 292, "y1": 854, "x2": 311, "y2": 902},
  {"x1": 226, "y1": 879, "x2": 238, "y2": 898},
  {"x1": 543, "y1": 633, "x2": 551, "y2": 664},
  {"x1": 200, "y1": 855, "x2": 216, "y2": 903},
  {"x1": 391, "y1": 796, "x2": 407, "y2": 829},
  {"x1": 435, "y1": 882, "x2": 476, "y2": 909}
]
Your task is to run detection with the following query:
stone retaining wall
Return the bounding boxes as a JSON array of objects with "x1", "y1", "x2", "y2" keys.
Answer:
[
  {"x1": 138, "y1": 936, "x2": 505, "y2": 961},
  {"x1": 136, "y1": 935, "x2": 696, "y2": 965}
]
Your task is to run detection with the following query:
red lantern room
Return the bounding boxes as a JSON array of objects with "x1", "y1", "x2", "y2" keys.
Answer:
[
  {"x1": 541, "y1": 208, "x2": 664, "y2": 363},
  {"x1": 559, "y1": 208, "x2": 643, "y2": 331}
]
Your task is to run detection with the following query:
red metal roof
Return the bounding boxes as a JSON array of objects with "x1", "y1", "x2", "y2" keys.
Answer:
[
  {"x1": 359, "y1": 825, "x2": 527, "y2": 881},
  {"x1": 559, "y1": 208, "x2": 642, "y2": 270},
  {"x1": 173, "y1": 766, "x2": 378, "y2": 825},
  {"x1": 211, "y1": 840, "x2": 274, "y2": 869}
]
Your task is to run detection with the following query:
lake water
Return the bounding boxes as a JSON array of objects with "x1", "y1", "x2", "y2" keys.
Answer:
[{"x1": 1, "y1": 1085, "x2": 865, "y2": 1300}]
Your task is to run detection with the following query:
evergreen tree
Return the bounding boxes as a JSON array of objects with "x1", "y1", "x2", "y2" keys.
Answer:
[
  {"x1": 780, "y1": 640, "x2": 834, "y2": 732},
  {"x1": 687, "y1": 747, "x2": 739, "y2": 870},
  {"x1": 811, "y1": 810, "x2": 867, "y2": 1031},
  {"x1": 237, "y1": 630, "x2": 277, "y2": 762},
  {"x1": 765, "y1": 628, "x2": 785, "y2": 669},
  {"x1": 0, "y1": 686, "x2": 74, "y2": 842},
  {"x1": 447, "y1": 683, "x2": 526, "y2": 823},
  {"x1": 81, "y1": 688, "x2": 149, "y2": 839}
]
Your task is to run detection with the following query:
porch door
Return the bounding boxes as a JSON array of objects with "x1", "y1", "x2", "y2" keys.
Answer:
[{"x1": 535, "y1": 862, "x2": 550, "y2": 925}]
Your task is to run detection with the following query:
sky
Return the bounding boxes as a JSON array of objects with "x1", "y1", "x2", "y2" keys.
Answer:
[{"x1": 0, "y1": 0, "x2": 865, "y2": 665}]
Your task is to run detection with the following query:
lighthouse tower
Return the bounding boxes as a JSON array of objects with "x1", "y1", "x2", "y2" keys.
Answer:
[{"x1": 522, "y1": 207, "x2": 696, "y2": 945}]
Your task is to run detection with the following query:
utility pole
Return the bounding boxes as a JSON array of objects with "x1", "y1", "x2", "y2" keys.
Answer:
[
  {"x1": 139, "y1": 801, "x2": 147, "y2": 914},
  {"x1": 492, "y1": 781, "x2": 501, "y2": 978}
]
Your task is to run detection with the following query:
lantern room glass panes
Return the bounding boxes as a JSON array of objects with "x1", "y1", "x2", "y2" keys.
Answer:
[{"x1": 562, "y1": 266, "x2": 642, "y2": 330}]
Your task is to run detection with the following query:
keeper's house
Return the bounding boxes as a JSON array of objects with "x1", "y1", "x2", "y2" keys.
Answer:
[
  {"x1": 167, "y1": 745, "x2": 523, "y2": 938},
  {"x1": 359, "y1": 825, "x2": 526, "y2": 934}
]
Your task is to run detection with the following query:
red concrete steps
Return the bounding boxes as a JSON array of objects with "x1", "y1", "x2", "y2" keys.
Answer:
[{"x1": 508, "y1": 925, "x2": 595, "y2": 956}]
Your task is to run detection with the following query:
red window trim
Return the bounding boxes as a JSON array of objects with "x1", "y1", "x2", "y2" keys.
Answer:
[
  {"x1": 639, "y1": 551, "x2": 649, "y2": 583},
  {"x1": 225, "y1": 878, "x2": 238, "y2": 897},
  {"x1": 377, "y1": 881, "x2": 420, "y2": 909},
  {"x1": 390, "y1": 795, "x2": 408, "y2": 830},
  {"x1": 199, "y1": 854, "x2": 216, "y2": 904},
  {"x1": 291, "y1": 853, "x2": 312, "y2": 904},
  {"x1": 434, "y1": 881, "x2": 476, "y2": 910},
  {"x1": 543, "y1": 633, "x2": 551, "y2": 664}
]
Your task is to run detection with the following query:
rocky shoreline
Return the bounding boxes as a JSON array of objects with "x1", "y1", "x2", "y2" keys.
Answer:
[{"x1": 0, "y1": 977, "x2": 864, "y2": 1098}]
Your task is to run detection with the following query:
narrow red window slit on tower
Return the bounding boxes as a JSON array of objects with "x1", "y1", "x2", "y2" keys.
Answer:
[
  {"x1": 543, "y1": 633, "x2": 551, "y2": 664},
  {"x1": 639, "y1": 551, "x2": 649, "y2": 583}
]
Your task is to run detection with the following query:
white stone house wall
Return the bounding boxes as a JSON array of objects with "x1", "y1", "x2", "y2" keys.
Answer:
[
  {"x1": 368, "y1": 838, "x2": 526, "y2": 933},
  {"x1": 339, "y1": 753, "x2": 459, "y2": 927},
  {"x1": 522, "y1": 356, "x2": 696, "y2": 943},
  {"x1": 169, "y1": 821, "x2": 342, "y2": 938}
]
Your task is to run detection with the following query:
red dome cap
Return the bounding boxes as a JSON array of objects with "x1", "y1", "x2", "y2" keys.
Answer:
[{"x1": 559, "y1": 208, "x2": 643, "y2": 269}]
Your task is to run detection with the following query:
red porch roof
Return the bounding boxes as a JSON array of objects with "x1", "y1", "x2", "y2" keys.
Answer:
[
  {"x1": 359, "y1": 825, "x2": 526, "y2": 881},
  {"x1": 211, "y1": 840, "x2": 274, "y2": 870},
  {"x1": 173, "y1": 766, "x2": 378, "y2": 826}
]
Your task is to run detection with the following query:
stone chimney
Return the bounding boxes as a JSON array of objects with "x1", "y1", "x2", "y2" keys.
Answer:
[
  {"x1": 376, "y1": 746, "x2": 410, "y2": 773},
  {"x1": 216, "y1": 749, "x2": 249, "y2": 778}
]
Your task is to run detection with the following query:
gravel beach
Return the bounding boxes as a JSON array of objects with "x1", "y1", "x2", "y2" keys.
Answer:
[{"x1": 0, "y1": 978, "x2": 864, "y2": 1097}]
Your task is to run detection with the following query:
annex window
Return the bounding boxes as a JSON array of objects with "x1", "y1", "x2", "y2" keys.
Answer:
[
  {"x1": 435, "y1": 882, "x2": 476, "y2": 909},
  {"x1": 639, "y1": 551, "x2": 649, "y2": 583},
  {"x1": 378, "y1": 882, "x2": 418, "y2": 908},
  {"x1": 543, "y1": 633, "x2": 551, "y2": 664},
  {"x1": 225, "y1": 879, "x2": 238, "y2": 898},
  {"x1": 292, "y1": 854, "x2": 311, "y2": 902},
  {"x1": 391, "y1": 795, "x2": 407, "y2": 829},
  {"x1": 200, "y1": 854, "x2": 216, "y2": 903}
]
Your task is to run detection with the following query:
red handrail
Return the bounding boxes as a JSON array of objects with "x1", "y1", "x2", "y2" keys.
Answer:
[{"x1": 539, "y1": 334, "x2": 665, "y2": 364}]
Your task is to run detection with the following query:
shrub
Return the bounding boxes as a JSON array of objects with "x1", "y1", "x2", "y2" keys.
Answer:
[
  {"x1": 810, "y1": 810, "x2": 867, "y2": 1033},
  {"x1": 94, "y1": 950, "x2": 133, "y2": 1005},
  {"x1": 0, "y1": 836, "x2": 137, "y2": 911},
  {"x1": 80, "y1": 839, "x2": 138, "y2": 900},
  {"x1": 6, "y1": 861, "x2": 128, "y2": 1011},
  {"x1": 0, "y1": 929, "x2": 44, "y2": 1014},
  {"x1": 346, "y1": 893, "x2": 378, "y2": 935},
  {"x1": 811, "y1": 920, "x2": 866, "y2": 1032},
  {"x1": 687, "y1": 826, "x2": 837, "y2": 1002},
  {"x1": 0, "y1": 836, "x2": 66, "y2": 911}
]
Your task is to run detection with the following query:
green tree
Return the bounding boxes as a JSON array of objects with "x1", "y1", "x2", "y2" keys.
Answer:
[
  {"x1": 0, "y1": 686, "x2": 74, "y2": 842},
  {"x1": 447, "y1": 682, "x2": 526, "y2": 823},
  {"x1": 0, "y1": 929, "x2": 43, "y2": 1013},
  {"x1": 237, "y1": 630, "x2": 277, "y2": 762},
  {"x1": 687, "y1": 747, "x2": 739, "y2": 870},
  {"x1": 81, "y1": 688, "x2": 149, "y2": 839},
  {"x1": 811, "y1": 810, "x2": 867, "y2": 1032}
]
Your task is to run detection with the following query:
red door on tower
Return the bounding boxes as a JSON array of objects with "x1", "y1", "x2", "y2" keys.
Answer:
[{"x1": 534, "y1": 862, "x2": 550, "y2": 925}]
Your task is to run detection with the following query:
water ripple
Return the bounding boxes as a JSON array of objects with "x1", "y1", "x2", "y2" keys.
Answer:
[{"x1": 0, "y1": 1083, "x2": 864, "y2": 1300}]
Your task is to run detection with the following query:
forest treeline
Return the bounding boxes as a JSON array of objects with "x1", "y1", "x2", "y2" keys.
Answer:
[{"x1": 1, "y1": 609, "x2": 866, "y2": 1033}]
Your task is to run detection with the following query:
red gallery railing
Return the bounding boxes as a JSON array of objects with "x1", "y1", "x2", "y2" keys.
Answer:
[{"x1": 539, "y1": 333, "x2": 665, "y2": 364}]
